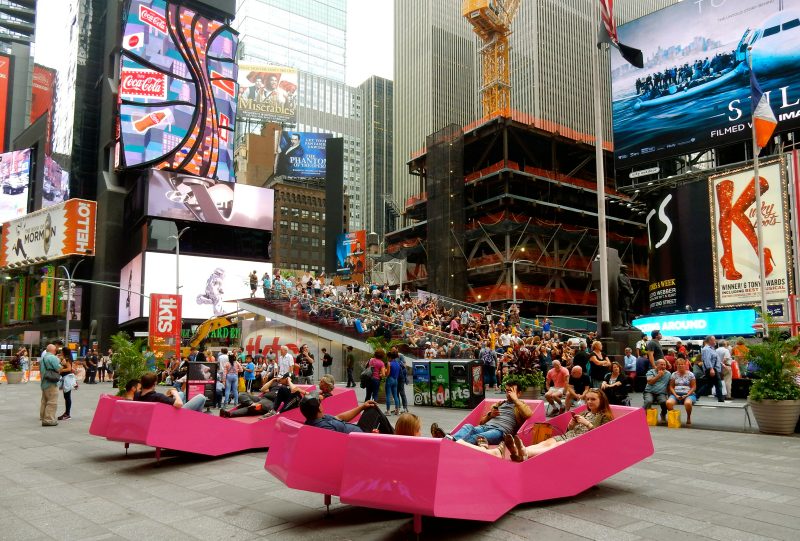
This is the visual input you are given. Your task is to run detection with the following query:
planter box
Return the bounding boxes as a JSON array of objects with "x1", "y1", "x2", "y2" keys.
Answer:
[
  {"x1": 5, "y1": 371, "x2": 23, "y2": 384},
  {"x1": 748, "y1": 399, "x2": 800, "y2": 435}
]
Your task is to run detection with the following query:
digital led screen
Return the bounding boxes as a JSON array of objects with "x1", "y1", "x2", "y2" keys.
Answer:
[
  {"x1": 0, "y1": 149, "x2": 32, "y2": 224},
  {"x1": 0, "y1": 52, "x2": 11, "y2": 151},
  {"x1": 41, "y1": 155, "x2": 70, "y2": 209},
  {"x1": 276, "y1": 131, "x2": 330, "y2": 178},
  {"x1": 335, "y1": 230, "x2": 366, "y2": 276},
  {"x1": 142, "y1": 252, "x2": 272, "y2": 320},
  {"x1": 633, "y1": 309, "x2": 757, "y2": 338},
  {"x1": 118, "y1": 0, "x2": 239, "y2": 181},
  {"x1": 612, "y1": 0, "x2": 800, "y2": 167},
  {"x1": 238, "y1": 64, "x2": 297, "y2": 123},
  {"x1": 30, "y1": 64, "x2": 56, "y2": 125},
  {"x1": 118, "y1": 252, "x2": 144, "y2": 324},
  {"x1": 146, "y1": 170, "x2": 274, "y2": 230}
]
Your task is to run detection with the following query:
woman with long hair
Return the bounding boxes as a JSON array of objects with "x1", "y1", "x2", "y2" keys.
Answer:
[
  {"x1": 601, "y1": 362, "x2": 631, "y2": 406},
  {"x1": 58, "y1": 348, "x2": 77, "y2": 420},
  {"x1": 365, "y1": 349, "x2": 386, "y2": 402},
  {"x1": 588, "y1": 340, "x2": 612, "y2": 388},
  {"x1": 394, "y1": 412, "x2": 421, "y2": 437},
  {"x1": 499, "y1": 388, "x2": 614, "y2": 461}
]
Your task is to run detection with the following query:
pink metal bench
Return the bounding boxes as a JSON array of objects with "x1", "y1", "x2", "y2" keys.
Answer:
[
  {"x1": 89, "y1": 387, "x2": 358, "y2": 460},
  {"x1": 265, "y1": 399, "x2": 653, "y2": 532}
]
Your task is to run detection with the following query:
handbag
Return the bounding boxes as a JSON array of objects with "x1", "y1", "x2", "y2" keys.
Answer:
[
  {"x1": 667, "y1": 409, "x2": 681, "y2": 429},
  {"x1": 360, "y1": 365, "x2": 373, "y2": 389},
  {"x1": 43, "y1": 369, "x2": 61, "y2": 383},
  {"x1": 530, "y1": 422, "x2": 554, "y2": 444},
  {"x1": 646, "y1": 408, "x2": 659, "y2": 426}
]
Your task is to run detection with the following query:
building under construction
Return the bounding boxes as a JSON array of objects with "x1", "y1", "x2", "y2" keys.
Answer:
[{"x1": 385, "y1": 111, "x2": 650, "y2": 318}]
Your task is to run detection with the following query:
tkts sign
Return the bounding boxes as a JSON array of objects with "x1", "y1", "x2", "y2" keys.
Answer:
[
  {"x1": 148, "y1": 293, "x2": 182, "y2": 361},
  {"x1": 120, "y1": 68, "x2": 167, "y2": 100}
]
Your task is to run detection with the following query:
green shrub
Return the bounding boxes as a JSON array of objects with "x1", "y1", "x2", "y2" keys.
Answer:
[{"x1": 110, "y1": 332, "x2": 148, "y2": 396}]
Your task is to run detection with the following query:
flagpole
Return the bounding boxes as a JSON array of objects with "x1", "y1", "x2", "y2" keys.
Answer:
[
  {"x1": 748, "y1": 47, "x2": 769, "y2": 337},
  {"x1": 594, "y1": 20, "x2": 611, "y2": 329}
]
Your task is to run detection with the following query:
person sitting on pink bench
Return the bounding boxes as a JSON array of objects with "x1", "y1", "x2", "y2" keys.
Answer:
[
  {"x1": 430, "y1": 381, "x2": 532, "y2": 445},
  {"x1": 299, "y1": 396, "x2": 394, "y2": 434},
  {"x1": 134, "y1": 373, "x2": 208, "y2": 411}
]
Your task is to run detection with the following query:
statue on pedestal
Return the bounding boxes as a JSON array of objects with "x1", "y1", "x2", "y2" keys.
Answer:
[{"x1": 617, "y1": 265, "x2": 635, "y2": 328}]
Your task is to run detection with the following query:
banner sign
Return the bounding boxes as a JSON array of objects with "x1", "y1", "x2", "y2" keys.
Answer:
[
  {"x1": 612, "y1": 0, "x2": 800, "y2": 167},
  {"x1": 146, "y1": 170, "x2": 274, "y2": 230},
  {"x1": 237, "y1": 64, "x2": 297, "y2": 123},
  {"x1": 647, "y1": 181, "x2": 715, "y2": 313},
  {"x1": 40, "y1": 265, "x2": 56, "y2": 316},
  {"x1": 276, "y1": 132, "x2": 330, "y2": 178},
  {"x1": 0, "y1": 53, "x2": 10, "y2": 152},
  {"x1": 709, "y1": 161, "x2": 793, "y2": 307},
  {"x1": 0, "y1": 199, "x2": 97, "y2": 269},
  {"x1": 186, "y1": 361, "x2": 217, "y2": 402},
  {"x1": 30, "y1": 64, "x2": 56, "y2": 125},
  {"x1": 0, "y1": 148, "x2": 32, "y2": 224},
  {"x1": 335, "y1": 231, "x2": 366, "y2": 276},
  {"x1": 633, "y1": 309, "x2": 757, "y2": 338},
  {"x1": 118, "y1": 0, "x2": 239, "y2": 181},
  {"x1": 148, "y1": 293, "x2": 182, "y2": 362}
]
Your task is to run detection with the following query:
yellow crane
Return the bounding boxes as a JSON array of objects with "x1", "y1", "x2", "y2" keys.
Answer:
[{"x1": 462, "y1": 0, "x2": 521, "y2": 117}]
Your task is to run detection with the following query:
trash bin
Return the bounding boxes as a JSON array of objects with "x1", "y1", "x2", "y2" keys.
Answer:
[
  {"x1": 413, "y1": 361, "x2": 432, "y2": 406},
  {"x1": 448, "y1": 361, "x2": 470, "y2": 408},
  {"x1": 430, "y1": 360, "x2": 451, "y2": 407},
  {"x1": 468, "y1": 360, "x2": 485, "y2": 408}
]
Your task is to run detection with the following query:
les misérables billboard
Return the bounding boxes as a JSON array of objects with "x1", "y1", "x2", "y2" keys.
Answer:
[
  {"x1": 118, "y1": 0, "x2": 238, "y2": 181},
  {"x1": 612, "y1": 0, "x2": 800, "y2": 167}
]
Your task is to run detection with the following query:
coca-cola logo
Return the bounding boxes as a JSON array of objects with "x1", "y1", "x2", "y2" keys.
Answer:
[
  {"x1": 139, "y1": 5, "x2": 167, "y2": 34},
  {"x1": 120, "y1": 69, "x2": 167, "y2": 100}
]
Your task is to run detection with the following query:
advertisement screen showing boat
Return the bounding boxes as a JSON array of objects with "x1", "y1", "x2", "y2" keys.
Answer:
[{"x1": 611, "y1": 0, "x2": 800, "y2": 168}]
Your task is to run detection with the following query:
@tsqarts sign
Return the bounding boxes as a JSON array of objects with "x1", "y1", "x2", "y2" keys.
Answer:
[{"x1": 633, "y1": 309, "x2": 757, "y2": 337}]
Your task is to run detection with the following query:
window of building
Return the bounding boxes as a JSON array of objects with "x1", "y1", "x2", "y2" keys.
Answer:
[
  {"x1": 312, "y1": 211, "x2": 320, "y2": 221},
  {"x1": 290, "y1": 222, "x2": 299, "y2": 231},
  {"x1": 292, "y1": 208, "x2": 300, "y2": 217},
  {"x1": 312, "y1": 238, "x2": 320, "y2": 247},
  {"x1": 311, "y1": 224, "x2": 320, "y2": 234},
  {"x1": 301, "y1": 209, "x2": 309, "y2": 219},
  {"x1": 301, "y1": 223, "x2": 309, "y2": 232}
]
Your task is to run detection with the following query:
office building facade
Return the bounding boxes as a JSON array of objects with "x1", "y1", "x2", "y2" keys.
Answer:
[
  {"x1": 393, "y1": 0, "x2": 680, "y2": 226},
  {"x1": 360, "y1": 75, "x2": 395, "y2": 238}
]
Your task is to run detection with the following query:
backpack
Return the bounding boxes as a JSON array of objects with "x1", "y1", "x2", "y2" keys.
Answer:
[{"x1": 481, "y1": 349, "x2": 496, "y2": 368}]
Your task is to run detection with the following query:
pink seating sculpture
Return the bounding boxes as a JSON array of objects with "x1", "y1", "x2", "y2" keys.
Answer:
[
  {"x1": 265, "y1": 399, "x2": 653, "y2": 532},
  {"x1": 90, "y1": 387, "x2": 358, "y2": 459}
]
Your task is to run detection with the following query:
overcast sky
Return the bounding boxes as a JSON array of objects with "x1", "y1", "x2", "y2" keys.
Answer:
[{"x1": 346, "y1": 0, "x2": 394, "y2": 86}]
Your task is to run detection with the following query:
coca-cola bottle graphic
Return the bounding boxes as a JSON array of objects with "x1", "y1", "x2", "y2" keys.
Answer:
[
  {"x1": 133, "y1": 109, "x2": 174, "y2": 133},
  {"x1": 435, "y1": 384, "x2": 445, "y2": 406}
]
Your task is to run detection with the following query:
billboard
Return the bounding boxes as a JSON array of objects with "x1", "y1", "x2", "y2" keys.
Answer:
[
  {"x1": 612, "y1": 0, "x2": 800, "y2": 167},
  {"x1": 41, "y1": 155, "x2": 70, "y2": 209},
  {"x1": 0, "y1": 199, "x2": 97, "y2": 269},
  {"x1": 0, "y1": 53, "x2": 10, "y2": 151},
  {"x1": 709, "y1": 161, "x2": 793, "y2": 306},
  {"x1": 148, "y1": 293, "x2": 182, "y2": 361},
  {"x1": 336, "y1": 231, "x2": 366, "y2": 276},
  {"x1": 142, "y1": 252, "x2": 272, "y2": 319},
  {"x1": 146, "y1": 170, "x2": 274, "y2": 230},
  {"x1": 237, "y1": 64, "x2": 297, "y2": 123},
  {"x1": 118, "y1": 252, "x2": 144, "y2": 324},
  {"x1": 633, "y1": 309, "x2": 758, "y2": 338},
  {"x1": 30, "y1": 64, "x2": 56, "y2": 125},
  {"x1": 118, "y1": 0, "x2": 239, "y2": 181},
  {"x1": 0, "y1": 149, "x2": 32, "y2": 224},
  {"x1": 276, "y1": 132, "x2": 330, "y2": 178},
  {"x1": 647, "y1": 181, "x2": 715, "y2": 313}
]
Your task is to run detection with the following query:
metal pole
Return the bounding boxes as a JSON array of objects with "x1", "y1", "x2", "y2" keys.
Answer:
[
  {"x1": 593, "y1": 24, "x2": 611, "y2": 327},
  {"x1": 512, "y1": 260, "x2": 517, "y2": 304},
  {"x1": 175, "y1": 237, "x2": 180, "y2": 295},
  {"x1": 748, "y1": 50, "x2": 770, "y2": 336},
  {"x1": 60, "y1": 259, "x2": 84, "y2": 348}
]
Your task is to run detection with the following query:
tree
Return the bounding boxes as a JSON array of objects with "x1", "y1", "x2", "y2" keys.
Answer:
[{"x1": 110, "y1": 332, "x2": 148, "y2": 396}]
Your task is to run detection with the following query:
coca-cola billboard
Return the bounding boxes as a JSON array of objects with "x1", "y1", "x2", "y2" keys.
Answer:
[
  {"x1": 118, "y1": 0, "x2": 238, "y2": 182},
  {"x1": 120, "y1": 68, "x2": 167, "y2": 100}
]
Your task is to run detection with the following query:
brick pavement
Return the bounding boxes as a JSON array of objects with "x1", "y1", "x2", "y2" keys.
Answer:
[{"x1": 1, "y1": 381, "x2": 799, "y2": 540}]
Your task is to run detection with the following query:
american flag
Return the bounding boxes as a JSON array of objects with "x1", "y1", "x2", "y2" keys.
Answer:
[{"x1": 597, "y1": 0, "x2": 643, "y2": 68}]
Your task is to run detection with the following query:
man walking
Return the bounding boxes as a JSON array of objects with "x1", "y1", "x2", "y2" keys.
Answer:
[
  {"x1": 322, "y1": 348, "x2": 333, "y2": 376},
  {"x1": 40, "y1": 344, "x2": 61, "y2": 426},
  {"x1": 345, "y1": 346, "x2": 356, "y2": 387}
]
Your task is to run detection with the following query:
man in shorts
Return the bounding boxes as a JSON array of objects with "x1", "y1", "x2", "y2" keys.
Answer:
[{"x1": 545, "y1": 360, "x2": 570, "y2": 416}]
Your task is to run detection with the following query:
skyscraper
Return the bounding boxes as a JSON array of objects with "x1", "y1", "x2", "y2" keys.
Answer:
[
  {"x1": 393, "y1": 0, "x2": 680, "y2": 227},
  {"x1": 360, "y1": 75, "x2": 395, "y2": 238},
  {"x1": 234, "y1": 0, "x2": 363, "y2": 229}
]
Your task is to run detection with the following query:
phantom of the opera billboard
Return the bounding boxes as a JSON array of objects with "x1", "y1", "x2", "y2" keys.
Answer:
[
  {"x1": 118, "y1": 0, "x2": 238, "y2": 181},
  {"x1": 612, "y1": 0, "x2": 800, "y2": 167},
  {"x1": 276, "y1": 131, "x2": 330, "y2": 178},
  {"x1": 237, "y1": 64, "x2": 298, "y2": 124},
  {"x1": 709, "y1": 160, "x2": 793, "y2": 307}
]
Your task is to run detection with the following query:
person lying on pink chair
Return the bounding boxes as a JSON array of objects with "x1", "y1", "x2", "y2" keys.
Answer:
[{"x1": 299, "y1": 395, "x2": 394, "y2": 434}]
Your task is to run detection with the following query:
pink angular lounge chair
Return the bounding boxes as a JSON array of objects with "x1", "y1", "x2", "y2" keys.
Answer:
[
  {"x1": 265, "y1": 399, "x2": 653, "y2": 533},
  {"x1": 90, "y1": 387, "x2": 358, "y2": 460}
]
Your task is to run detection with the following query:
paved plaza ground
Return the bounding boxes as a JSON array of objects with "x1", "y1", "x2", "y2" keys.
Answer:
[{"x1": 1, "y1": 381, "x2": 799, "y2": 541}]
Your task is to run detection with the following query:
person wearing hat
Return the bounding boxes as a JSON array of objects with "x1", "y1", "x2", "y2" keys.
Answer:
[{"x1": 299, "y1": 396, "x2": 394, "y2": 434}]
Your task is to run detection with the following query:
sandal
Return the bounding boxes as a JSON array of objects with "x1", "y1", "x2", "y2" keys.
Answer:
[
  {"x1": 475, "y1": 436, "x2": 489, "y2": 449},
  {"x1": 430, "y1": 423, "x2": 446, "y2": 438},
  {"x1": 504, "y1": 434, "x2": 523, "y2": 462},
  {"x1": 495, "y1": 441, "x2": 506, "y2": 458}
]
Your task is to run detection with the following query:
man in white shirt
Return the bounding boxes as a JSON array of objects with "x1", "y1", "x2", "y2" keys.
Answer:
[
  {"x1": 424, "y1": 343, "x2": 437, "y2": 359},
  {"x1": 217, "y1": 348, "x2": 229, "y2": 380},
  {"x1": 715, "y1": 339, "x2": 734, "y2": 400},
  {"x1": 278, "y1": 345, "x2": 294, "y2": 377}
]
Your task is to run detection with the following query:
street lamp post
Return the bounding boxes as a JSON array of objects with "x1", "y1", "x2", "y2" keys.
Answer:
[
  {"x1": 511, "y1": 259, "x2": 535, "y2": 305},
  {"x1": 168, "y1": 227, "x2": 191, "y2": 295},
  {"x1": 58, "y1": 259, "x2": 85, "y2": 349}
]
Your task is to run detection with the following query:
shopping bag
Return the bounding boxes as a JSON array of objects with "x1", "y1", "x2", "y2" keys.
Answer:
[
  {"x1": 646, "y1": 408, "x2": 658, "y2": 426},
  {"x1": 667, "y1": 409, "x2": 681, "y2": 429},
  {"x1": 719, "y1": 381, "x2": 727, "y2": 396},
  {"x1": 238, "y1": 377, "x2": 245, "y2": 392},
  {"x1": 530, "y1": 423, "x2": 554, "y2": 444}
]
